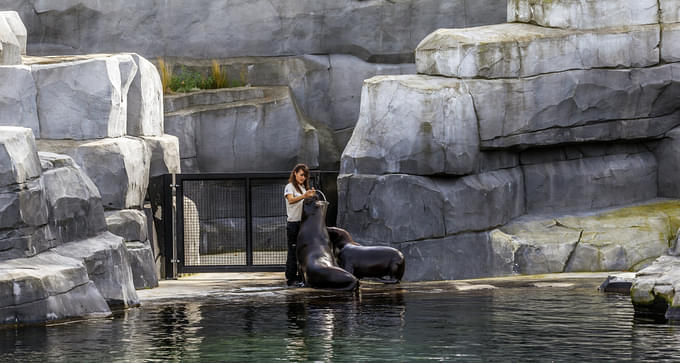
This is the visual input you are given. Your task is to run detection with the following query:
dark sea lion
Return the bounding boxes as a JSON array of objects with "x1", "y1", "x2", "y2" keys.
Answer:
[
  {"x1": 327, "y1": 227, "x2": 405, "y2": 283},
  {"x1": 297, "y1": 197, "x2": 358, "y2": 291}
]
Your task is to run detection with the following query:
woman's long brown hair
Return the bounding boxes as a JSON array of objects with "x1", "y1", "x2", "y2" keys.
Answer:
[{"x1": 288, "y1": 164, "x2": 310, "y2": 194}]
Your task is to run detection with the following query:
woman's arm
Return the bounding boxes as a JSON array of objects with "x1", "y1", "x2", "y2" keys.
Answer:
[{"x1": 285, "y1": 189, "x2": 315, "y2": 204}]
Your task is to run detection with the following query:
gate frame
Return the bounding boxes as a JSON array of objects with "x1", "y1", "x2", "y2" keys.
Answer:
[
  {"x1": 158, "y1": 171, "x2": 337, "y2": 276},
  {"x1": 176, "y1": 172, "x2": 289, "y2": 274}
]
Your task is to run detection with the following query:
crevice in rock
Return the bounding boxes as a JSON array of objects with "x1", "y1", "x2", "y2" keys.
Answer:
[
  {"x1": 483, "y1": 110, "x2": 680, "y2": 143},
  {"x1": 562, "y1": 228, "x2": 584, "y2": 272},
  {"x1": 6, "y1": 279, "x2": 93, "y2": 308}
]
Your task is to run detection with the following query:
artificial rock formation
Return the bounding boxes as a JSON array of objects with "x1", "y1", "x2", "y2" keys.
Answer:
[
  {"x1": 339, "y1": 0, "x2": 680, "y2": 283},
  {"x1": 0, "y1": 11, "x2": 25, "y2": 65},
  {"x1": 0, "y1": 127, "x2": 140, "y2": 325},
  {"x1": 1, "y1": 1, "x2": 506, "y2": 151},
  {"x1": 0, "y1": 13, "x2": 178, "y2": 324},
  {"x1": 164, "y1": 86, "x2": 322, "y2": 173}
]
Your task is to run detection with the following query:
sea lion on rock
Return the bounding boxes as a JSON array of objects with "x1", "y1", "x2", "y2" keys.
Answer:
[
  {"x1": 327, "y1": 227, "x2": 405, "y2": 283},
  {"x1": 297, "y1": 197, "x2": 358, "y2": 291}
]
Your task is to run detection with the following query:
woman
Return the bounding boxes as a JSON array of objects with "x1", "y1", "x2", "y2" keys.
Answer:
[{"x1": 284, "y1": 164, "x2": 315, "y2": 286}]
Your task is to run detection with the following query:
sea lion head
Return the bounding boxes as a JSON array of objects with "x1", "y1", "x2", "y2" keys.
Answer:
[{"x1": 302, "y1": 194, "x2": 329, "y2": 219}]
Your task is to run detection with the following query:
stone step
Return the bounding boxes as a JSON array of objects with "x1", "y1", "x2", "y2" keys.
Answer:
[
  {"x1": 0, "y1": 251, "x2": 111, "y2": 325},
  {"x1": 507, "y1": 0, "x2": 664, "y2": 30},
  {"x1": 53, "y1": 231, "x2": 139, "y2": 308},
  {"x1": 416, "y1": 23, "x2": 659, "y2": 78},
  {"x1": 125, "y1": 241, "x2": 158, "y2": 289},
  {"x1": 164, "y1": 87, "x2": 266, "y2": 113},
  {"x1": 398, "y1": 199, "x2": 680, "y2": 281}
]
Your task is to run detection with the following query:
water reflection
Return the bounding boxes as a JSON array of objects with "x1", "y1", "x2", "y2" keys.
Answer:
[{"x1": 3, "y1": 284, "x2": 680, "y2": 362}]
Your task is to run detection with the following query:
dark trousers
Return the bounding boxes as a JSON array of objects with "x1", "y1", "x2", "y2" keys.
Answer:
[{"x1": 286, "y1": 221, "x2": 301, "y2": 282}]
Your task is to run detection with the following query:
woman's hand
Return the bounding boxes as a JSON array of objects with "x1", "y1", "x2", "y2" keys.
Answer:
[{"x1": 304, "y1": 188, "x2": 316, "y2": 198}]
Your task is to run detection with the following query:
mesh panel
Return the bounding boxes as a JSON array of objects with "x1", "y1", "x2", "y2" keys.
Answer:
[
  {"x1": 183, "y1": 179, "x2": 247, "y2": 266},
  {"x1": 251, "y1": 179, "x2": 288, "y2": 265}
]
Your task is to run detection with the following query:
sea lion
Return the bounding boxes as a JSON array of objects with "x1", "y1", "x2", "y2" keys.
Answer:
[
  {"x1": 297, "y1": 197, "x2": 358, "y2": 291},
  {"x1": 327, "y1": 227, "x2": 405, "y2": 283}
]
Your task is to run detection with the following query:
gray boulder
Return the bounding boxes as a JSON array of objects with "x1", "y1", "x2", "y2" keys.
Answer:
[
  {"x1": 416, "y1": 23, "x2": 659, "y2": 78},
  {"x1": 0, "y1": 251, "x2": 110, "y2": 325},
  {"x1": 105, "y1": 209, "x2": 147, "y2": 242},
  {"x1": 337, "y1": 169, "x2": 524, "y2": 244},
  {"x1": 492, "y1": 200, "x2": 679, "y2": 275},
  {"x1": 191, "y1": 87, "x2": 318, "y2": 172},
  {"x1": 0, "y1": 11, "x2": 26, "y2": 55},
  {"x1": 655, "y1": 126, "x2": 680, "y2": 198},
  {"x1": 337, "y1": 174, "x2": 445, "y2": 244},
  {"x1": 0, "y1": 225, "x2": 56, "y2": 261},
  {"x1": 0, "y1": 12, "x2": 21, "y2": 65},
  {"x1": 399, "y1": 232, "x2": 514, "y2": 282},
  {"x1": 38, "y1": 151, "x2": 76, "y2": 170},
  {"x1": 661, "y1": 0, "x2": 680, "y2": 23},
  {"x1": 31, "y1": 55, "x2": 138, "y2": 140},
  {"x1": 125, "y1": 241, "x2": 159, "y2": 289},
  {"x1": 41, "y1": 161, "x2": 106, "y2": 243},
  {"x1": 662, "y1": 23, "x2": 680, "y2": 63},
  {"x1": 631, "y1": 255, "x2": 680, "y2": 319},
  {"x1": 523, "y1": 153, "x2": 658, "y2": 214},
  {"x1": 435, "y1": 168, "x2": 525, "y2": 235},
  {"x1": 0, "y1": 179, "x2": 47, "y2": 230},
  {"x1": 71, "y1": 137, "x2": 151, "y2": 210},
  {"x1": 341, "y1": 76, "x2": 479, "y2": 176},
  {"x1": 467, "y1": 64, "x2": 680, "y2": 149},
  {"x1": 126, "y1": 53, "x2": 163, "y2": 137},
  {"x1": 53, "y1": 232, "x2": 140, "y2": 307},
  {"x1": 0, "y1": 66, "x2": 38, "y2": 135},
  {"x1": 163, "y1": 109, "x2": 198, "y2": 160},
  {"x1": 0, "y1": 127, "x2": 41, "y2": 187},
  {"x1": 508, "y1": 0, "x2": 659, "y2": 30},
  {"x1": 141, "y1": 135, "x2": 181, "y2": 177},
  {"x1": 327, "y1": 54, "x2": 416, "y2": 131}
]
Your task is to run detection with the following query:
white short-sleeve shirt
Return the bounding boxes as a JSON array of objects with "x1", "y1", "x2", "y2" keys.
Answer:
[{"x1": 284, "y1": 182, "x2": 306, "y2": 222}]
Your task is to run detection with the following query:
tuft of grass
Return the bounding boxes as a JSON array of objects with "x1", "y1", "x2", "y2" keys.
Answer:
[
  {"x1": 157, "y1": 58, "x2": 173, "y2": 94},
  {"x1": 211, "y1": 60, "x2": 229, "y2": 89}
]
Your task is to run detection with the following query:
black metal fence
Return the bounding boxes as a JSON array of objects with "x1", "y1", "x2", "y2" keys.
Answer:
[{"x1": 149, "y1": 172, "x2": 337, "y2": 277}]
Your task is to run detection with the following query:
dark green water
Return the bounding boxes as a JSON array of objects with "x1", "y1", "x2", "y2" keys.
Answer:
[{"x1": 2, "y1": 280, "x2": 680, "y2": 362}]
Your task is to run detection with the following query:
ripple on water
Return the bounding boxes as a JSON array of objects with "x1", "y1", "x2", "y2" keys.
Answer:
[{"x1": 2, "y1": 282, "x2": 680, "y2": 362}]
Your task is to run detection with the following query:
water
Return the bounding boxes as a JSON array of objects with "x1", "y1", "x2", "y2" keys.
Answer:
[{"x1": 2, "y1": 279, "x2": 680, "y2": 362}]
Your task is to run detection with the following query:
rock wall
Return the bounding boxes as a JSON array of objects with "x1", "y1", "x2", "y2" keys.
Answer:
[
  {"x1": 3, "y1": 0, "x2": 505, "y2": 62},
  {"x1": 164, "y1": 86, "x2": 324, "y2": 173},
  {"x1": 339, "y1": 0, "x2": 680, "y2": 281},
  {"x1": 0, "y1": 0, "x2": 507, "y2": 151}
]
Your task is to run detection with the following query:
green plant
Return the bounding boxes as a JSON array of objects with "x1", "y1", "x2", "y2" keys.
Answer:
[{"x1": 168, "y1": 67, "x2": 215, "y2": 93}]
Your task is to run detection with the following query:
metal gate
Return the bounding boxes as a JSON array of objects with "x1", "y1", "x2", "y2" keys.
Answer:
[{"x1": 149, "y1": 172, "x2": 337, "y2": 277}]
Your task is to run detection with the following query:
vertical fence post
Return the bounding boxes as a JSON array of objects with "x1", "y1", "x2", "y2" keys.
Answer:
[
  {"x1": 245, "y1": 177, "x2": 253, "y2": 267},
  {"x1": 171, "y1": 173, "x2": 178, "y2": 279}
]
